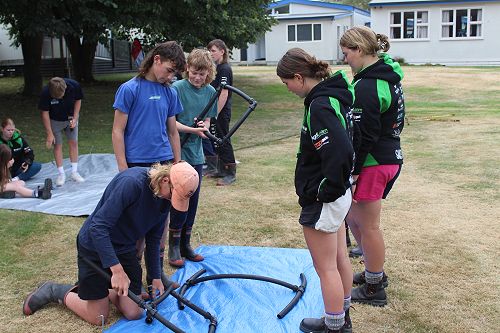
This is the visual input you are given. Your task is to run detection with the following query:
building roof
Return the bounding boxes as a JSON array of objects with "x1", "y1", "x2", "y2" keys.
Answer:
[
  {"x1": 370, "y1": 0, "x2": 500, "y2": 7},
  {"x1": 270, "y1": 0, "x2": 370, "y2": 16}
]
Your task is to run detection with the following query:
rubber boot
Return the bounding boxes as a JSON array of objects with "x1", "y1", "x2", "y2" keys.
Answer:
[
  {"x1": 203, "y1": 155, "x2": 219, "y2": 177},
  {"x1": 23, "y1": 281, "x2": 74, "y2": 315},
  {"x1": 204, "y1": 156, "x2": 223, "y2": 178},
  {"x1": 351, "y1": 281, "x2": 387, "y2": 306},
  {"x1": 180, "y1": 227, "x2": 204, "y2": 262},
  {"x1": 37, "y1": 178, "x2": 52, "y2": 200},
  {"x1": 216, "y1": 163, "x2": 236, "y2": 186},
  {"x1": 168, "y1": 229, "x2": 184, "y2": 268}
]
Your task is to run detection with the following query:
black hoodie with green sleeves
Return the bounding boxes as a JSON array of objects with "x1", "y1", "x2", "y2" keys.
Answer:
[
  {"x1": 295, "y1": 70, "x2": 355, "y2": 208},
  {"x1": 351, "y1": 53, "x2": 405, "y2": 175}
]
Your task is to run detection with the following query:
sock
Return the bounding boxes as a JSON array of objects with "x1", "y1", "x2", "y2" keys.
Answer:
[
  {"x1": 343, "y1": 295, "x2": 351, "y2": 311},
  {"x1": 365, "y1": 270, "x2": 384, "y2": 284},
  {"x1": 57, "y1": 166, "x2": 65, "y2": 175},
  {"x1": 71, "y1": 163, "x2": 78, "y2": 173},
  {"x1": 324, "y1": 311, "x2": 345, "y2": 331},
  {"x1": 32, "y1": 189, "x2": 37, "y2": 198}
]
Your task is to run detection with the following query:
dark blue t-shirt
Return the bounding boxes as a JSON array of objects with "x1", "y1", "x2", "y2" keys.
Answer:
[
  {"x1": 77, "y1": 167, "x2": 170, "y2": 279},
  {"x1": 38, "y1": 78, "x2": 84, "y2": 121}
]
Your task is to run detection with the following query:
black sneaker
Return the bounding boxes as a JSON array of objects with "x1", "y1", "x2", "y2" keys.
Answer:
[
  {"x1": 299, "y1": 310, "x2": 352, "y2": 333},
  {"x1": 353, "y1": 271, "x2": 389, "y2": 288},
  {"x1": 351, "y1": 282, "x2": 387, "y2": 307},
  {"x1": 37, "y1": 178, "x2": 52, "y2": 200}
]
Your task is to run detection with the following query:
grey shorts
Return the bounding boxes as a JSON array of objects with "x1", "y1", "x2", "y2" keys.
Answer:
[
  {"x1": 299, "y1": 189, "x2": 352, "y2": 233},
  {"x1": 50, "y1": 119, "x2": 78, "y2": 144}
]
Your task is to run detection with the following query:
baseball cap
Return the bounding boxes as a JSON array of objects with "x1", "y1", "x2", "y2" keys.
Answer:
[{"x1": 170, "y1": 161, "x2": 199, "y2": 212}]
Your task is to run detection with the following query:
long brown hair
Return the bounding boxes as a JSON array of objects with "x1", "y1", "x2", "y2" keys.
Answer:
[
  {"x1": 0, "y1": 144, "x2": 12, "y2": 189},
  {"x1": 276, "y1": 48, "x2": 330, "y2": 80},
  {"x1": 340, "y1": 26, "x2": 390, "y2": 56},
  {"x1": 138, "y1": 41, "x2": 186, "y2": 79},
  {"x1": 207, "y1": 39, "x2": 229, "y2": 64}
]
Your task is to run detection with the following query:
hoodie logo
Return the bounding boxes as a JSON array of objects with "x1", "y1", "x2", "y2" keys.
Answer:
[
  {"x1": 313, "y1": 136, "x2": 329, "y2": 150},
  {"x1": 149, "y1": 95, "x2": 161, "y2": 100},
  {"x1": 311, "y1": 129, "x2": 329, "y2": 141}
]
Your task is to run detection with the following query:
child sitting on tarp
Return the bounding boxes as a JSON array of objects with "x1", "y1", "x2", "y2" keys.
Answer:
[{"x1": 0, "y1": 144, "x2": 51, "y2": 199}]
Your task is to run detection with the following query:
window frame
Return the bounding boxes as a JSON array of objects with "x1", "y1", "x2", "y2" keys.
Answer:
[
  {"x1": 286, "y1": 23, "x2": 322, "y2": 43},
  {"x1": 389, "y1": 10, "x2": 429, "y2": 41},
  {"x1": 440, "y1": 7, "x2": 483, "y2": 40}
]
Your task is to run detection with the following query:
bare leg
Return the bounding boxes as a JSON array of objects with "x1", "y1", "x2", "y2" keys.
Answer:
[
  {"x1": 346, "y1": 208, "x2": 362, "y2": 252},
  {"x1": 336, "y1": 221, "x2": 353, "y2": 297},
  {"x1": 68, "y1": 139, "x2": 78, "y2": 163},
  {"x1": 4, "y1": 181, "x2": 34, "y2": 198},
  {"x1": 107, "y1": 289, "x2": 143, "y2": 319},
  {"x1": 303, "y1": 227, "x2": 343, "y2": 313},
  {"x1": 64, "y1": 293, "x2": 110, "y2": 326},
  {"x1": 354, "y1": 200, "x2": 384, "y2": 272},
  {"x1": 53, "y1": 144, "x2": 64, "y2": 168}
]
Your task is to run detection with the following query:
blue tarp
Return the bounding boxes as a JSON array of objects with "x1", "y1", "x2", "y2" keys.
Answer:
[{"x1": 106, "y1": 245, "x2": 325, "y2": 333}]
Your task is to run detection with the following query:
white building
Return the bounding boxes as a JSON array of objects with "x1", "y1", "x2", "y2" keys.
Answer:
[
  {"x1": 233, "y1": 0, "x2": 371, "y2": 65},
  {"x1": 369, "y1": 0, "x2": 500, "y2": 65}
]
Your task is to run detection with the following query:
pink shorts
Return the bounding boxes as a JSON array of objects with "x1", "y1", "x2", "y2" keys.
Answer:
[{"x1": 353, "y1": 164, "x2": 401, "y2": 201}]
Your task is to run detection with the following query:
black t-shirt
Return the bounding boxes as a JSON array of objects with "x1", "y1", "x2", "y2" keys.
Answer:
[
  {"x1": 38, "y1": 78, "x2": 84, "y2": 121},
  {"x1": 210, "y1": 63, "x2": 233, "y2": 112}
]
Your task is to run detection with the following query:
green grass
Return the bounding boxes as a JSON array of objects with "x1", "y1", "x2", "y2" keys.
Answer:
[{"x1": 0, "y1": 66, "x2": 499, "y2": 333}]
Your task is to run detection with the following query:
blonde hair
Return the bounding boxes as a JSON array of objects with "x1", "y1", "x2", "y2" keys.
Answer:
[
  {"x1": 277, "y1": 48, "x2": 330, "y2": 80},
  {"x1": 186, "y1": 48, "x2": 216, "y2": 85},
  {"x1": 340, "y1": 26, "x2": 390, "y2": 56},
  {"x1": 48, "y1": 77, "x2": 67, "y2": 99},
  {"x1": 148, "y1": 163, "x2": 173, "y2": 197}
]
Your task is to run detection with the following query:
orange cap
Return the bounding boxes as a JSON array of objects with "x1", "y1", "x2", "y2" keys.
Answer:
[{"x1": 170, "y1": 161, "x2": 199, "y2": 211}]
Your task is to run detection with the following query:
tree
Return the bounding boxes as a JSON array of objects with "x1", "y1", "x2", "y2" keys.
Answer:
[{"x1": 0, "y1": 1, "x2": 58, "y2": 96}]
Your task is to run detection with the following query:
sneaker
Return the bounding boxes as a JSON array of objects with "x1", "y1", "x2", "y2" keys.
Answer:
[
  {"x1": 299, "y1": 314, "x2": 352, "y2": 333},
  {"x1": 0, "y1": 191, "x2": 16, "y2": 199},
  {"x1": 55, "y1": 174, "x2": 66, "y2": 186},
  {"x1": 351, "y1": 282, "x2": 387, "y2": 307},
  {"x1": 37, "y1": 178, "x2": 52, "y2": 200},
  {"x1": 71, "y1": 172, "x2": 85, "y2": 183},
  {"x1": 353, "y1": 271, "x2": 389, "y2": 288}
]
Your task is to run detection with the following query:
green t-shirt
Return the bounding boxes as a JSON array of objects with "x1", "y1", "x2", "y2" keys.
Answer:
[{"x1": 173, "y1": 79, "x2": 218, "y2": 165}]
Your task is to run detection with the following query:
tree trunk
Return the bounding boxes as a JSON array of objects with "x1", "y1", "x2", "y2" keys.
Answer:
[
  {"x1": 20, "y1": 34, "x2": 43, "y2": 96},
  {"x1": 65, "y1": 35, "x2": 97, "y2": 83}
]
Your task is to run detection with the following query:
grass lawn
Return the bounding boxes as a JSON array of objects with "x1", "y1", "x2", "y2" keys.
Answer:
[{"x1": 0, "y1": 65, "x2": 499, "y2": 333}]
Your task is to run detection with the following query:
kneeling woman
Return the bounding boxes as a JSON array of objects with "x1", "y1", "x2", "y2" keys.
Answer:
[{"x1": 277, "y1": 48, "x2": 355, "y2": 333}]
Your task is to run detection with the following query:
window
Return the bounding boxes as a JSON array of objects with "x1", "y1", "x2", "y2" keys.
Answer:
[
  {"x1": 390, "y1": 11, "x2": 428, "y2": 39},
  {"x1": 287, "y1": 24, "x2": 322, "y2": 42},
  {"x1": 441, "y1": 8, "x2": 482, "y2": 38}
]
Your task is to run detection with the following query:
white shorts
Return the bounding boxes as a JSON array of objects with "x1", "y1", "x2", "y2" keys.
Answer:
[{"x1": 299, "y1": 189, "x2": 352, "y2": 233}]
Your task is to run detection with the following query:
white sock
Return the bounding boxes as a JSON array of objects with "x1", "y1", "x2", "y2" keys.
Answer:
[
  {"x1": 57, "y1": 166, "x2": 65, "y2": 176},
  {"x1": 71, "y1": 163, "x2": 78, "y2": 173}
]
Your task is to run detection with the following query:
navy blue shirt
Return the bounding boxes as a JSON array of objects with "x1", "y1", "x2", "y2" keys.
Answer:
[
  {"x1": 78, "y1": 167, "x2": 170, "y2": 279},
  {"x1": 38, "y1": 78, "x2": 84, "y2": 121}
]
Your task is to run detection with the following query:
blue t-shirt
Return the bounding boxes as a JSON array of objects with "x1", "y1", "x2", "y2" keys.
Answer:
[
  {"x1": 78, "y1": 167, "x2": 170, "y2": 279},
  {"x1": 38, "y1": 78, "x2": 84, "y2": 121},
  {"x1": 173, "y1": 79, "x2": 217, "y2": 165},
  {"x1": 113, "y1": 77, "x2": 183, "y2": 163}
]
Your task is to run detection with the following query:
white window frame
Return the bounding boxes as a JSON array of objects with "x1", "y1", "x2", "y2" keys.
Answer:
[
  {"x1": 389, "y1": 10, "x2": 429, "y2": 41},
  {"x1": 440, "y1": 7, "x2": 483, "y2": 40},
  {"x1": 286, "y1": 23, "x2": 322, "y2": 43}
]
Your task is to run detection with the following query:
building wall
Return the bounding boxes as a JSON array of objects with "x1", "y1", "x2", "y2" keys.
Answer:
[
  {"x1": 0, "y1": 27, "x2": 23, "y2": 64},
  {"x1": 290, "y1": 3, "x2": 343, "y2": 14},
  {"x1": 370, "y1": 2, "x2": 500, "y2": 65}
]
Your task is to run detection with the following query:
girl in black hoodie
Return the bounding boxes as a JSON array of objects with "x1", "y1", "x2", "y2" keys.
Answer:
[
  {"x1": 341, "y1": 26, "x2": 405, "y2": 307},
  {"x1": 277, "y1": 48, "x2": 355, "y2": 333}
]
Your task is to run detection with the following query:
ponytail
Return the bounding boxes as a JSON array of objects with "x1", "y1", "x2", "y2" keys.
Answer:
[{"x1": 277, "y1": 48, "x2": 330, "y2": 80}]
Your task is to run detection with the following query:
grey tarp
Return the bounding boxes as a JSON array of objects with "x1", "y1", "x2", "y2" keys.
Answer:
[{"x1": 0, "y1": 154, "x2": 118, "y2": 216}]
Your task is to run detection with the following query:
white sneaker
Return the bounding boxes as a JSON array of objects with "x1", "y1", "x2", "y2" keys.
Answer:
[
  {"x1": 71, "y1": 172, "x2": 85, "y2": 183},
  {"x1": 55, "y1": 174, "x2": 66, "y2": 186}
]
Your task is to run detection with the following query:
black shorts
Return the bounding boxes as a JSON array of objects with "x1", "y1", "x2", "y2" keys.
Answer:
[{"x1": 77, "y1": 242, "x2": 142, "y2": 300}]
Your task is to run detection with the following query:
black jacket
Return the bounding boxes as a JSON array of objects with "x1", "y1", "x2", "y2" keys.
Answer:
[
  {"x1": 0, "y1": 130, "x2": 34, "y2": 174},
  {"x1": 352, "y1": 53, "x2": 405, "y2": 175},
  {"x1": 295, "y1": 71, "x2": 355, "y2": 207}
]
